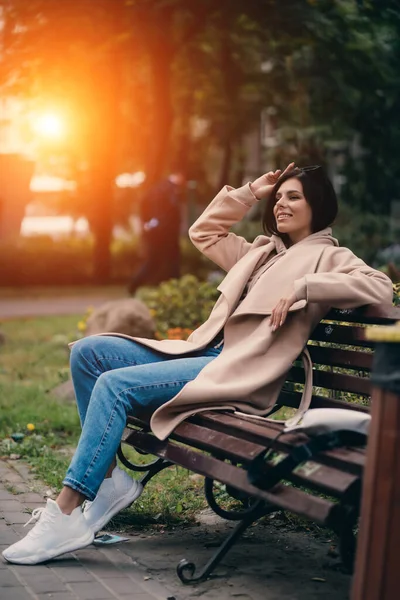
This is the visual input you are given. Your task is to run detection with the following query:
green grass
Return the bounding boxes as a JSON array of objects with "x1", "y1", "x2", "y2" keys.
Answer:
[{"x1": 0, "y1": 314, "x2": 206, "y2": 529}]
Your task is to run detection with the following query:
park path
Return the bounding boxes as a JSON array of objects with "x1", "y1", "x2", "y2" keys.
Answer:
[
  {"x1": 0, "y1": 293, "x2": 124, "y2": 320},
  {"x1": 0, "y1": 458, "x2": 350, "y2": 600},
  {"x1": 0, "y1": 458, "x2": 174, "y2": 600}
]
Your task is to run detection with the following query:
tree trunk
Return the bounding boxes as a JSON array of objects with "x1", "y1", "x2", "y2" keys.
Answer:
[
  {"x1": 89, "y1": 0, "x2": 123, "y2": 283},
  {"x1": 146, "y1": 8, "x2": 175, "y2": 184}
]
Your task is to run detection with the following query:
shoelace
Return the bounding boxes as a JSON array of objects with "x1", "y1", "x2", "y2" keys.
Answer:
[{"x1": 24, "y1": 507, "x2": 45, "y2": 528}]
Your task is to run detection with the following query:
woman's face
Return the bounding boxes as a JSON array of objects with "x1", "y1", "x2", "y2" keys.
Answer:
[{"x1": 273, "y1": 177, "x2": 313, "y2": 244}]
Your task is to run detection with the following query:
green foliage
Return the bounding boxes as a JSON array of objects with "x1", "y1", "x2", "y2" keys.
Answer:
[
  {"x1": 136, "y1": 274, "x2": 220, "y2": 339},
  {"x1": 333, "y1": 203, "x2": 393, "y2": 265},
  {"x1": 393, "y1": 283, "x2": 400, "y2": 306},
  {"x1": 0, "y1": 236, "x2": 214, "y2": 286}
]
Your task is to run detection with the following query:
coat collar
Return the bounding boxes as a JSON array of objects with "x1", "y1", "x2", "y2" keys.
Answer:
[
  {"x1": 270, "y1": 227, "x2": 339, "y2": 253},
  {"x1": 217, "y1": 227, "x2": 338, "y2": 309}
]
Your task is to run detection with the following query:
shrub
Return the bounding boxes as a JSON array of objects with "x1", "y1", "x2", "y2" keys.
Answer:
[
  {"x1": 393, "y1": 283, "x2": 400, "y2": 306},
  {"x1": 136, "y1": 275, "x2": 220, "y2": 339},
  {"x1": 0, "y1": 235, "x2": 217, "y2": 286}
]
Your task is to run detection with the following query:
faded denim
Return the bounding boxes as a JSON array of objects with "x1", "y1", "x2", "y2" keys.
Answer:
[{"x1": 63, "y1": 335, "x2": 222, "y2": 500}]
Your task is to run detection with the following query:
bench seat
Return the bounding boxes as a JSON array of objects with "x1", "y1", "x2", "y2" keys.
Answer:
[{"x1": 118, "y1": 305, "x2": 400, "y2": 583}]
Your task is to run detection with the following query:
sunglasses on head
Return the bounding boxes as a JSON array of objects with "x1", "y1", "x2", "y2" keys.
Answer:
[{"x1": 300, "y1": 165, "x2": 322, "y2": 172}]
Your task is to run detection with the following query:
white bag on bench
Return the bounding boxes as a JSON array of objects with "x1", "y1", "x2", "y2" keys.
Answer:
[{"x1": 283, "y1": 408, "x2": 371, "y2": 437}]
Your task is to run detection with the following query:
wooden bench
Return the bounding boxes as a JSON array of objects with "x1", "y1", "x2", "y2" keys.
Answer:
[{"x1": 117, "y1": 305, "x2": 400, "y2": 584}]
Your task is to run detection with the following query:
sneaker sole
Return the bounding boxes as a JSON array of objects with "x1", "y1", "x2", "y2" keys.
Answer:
[
  {"x1": 2, "y1": 529, "x2": 95, "y2": 565},
  {"x1": 89, "y1": 482, "x2": 144, "y2": 534}
]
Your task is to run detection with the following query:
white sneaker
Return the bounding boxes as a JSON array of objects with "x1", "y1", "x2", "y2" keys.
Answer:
[
  {"x1": 83, "y1": 466, "x2": 143, "y2": 534},
  {"x1": 2, "y1": 499, "x2": 94, "y2": 565}
]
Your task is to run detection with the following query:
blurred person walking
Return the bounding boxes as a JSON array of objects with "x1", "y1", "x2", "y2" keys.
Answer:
[{"x1": 128, "y1": 173, "x2": 185, "y2": 294}]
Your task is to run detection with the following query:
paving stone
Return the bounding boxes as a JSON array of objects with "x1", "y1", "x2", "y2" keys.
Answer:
[
  {"x1": 24, "y1": 572, "x2": 68, "y2": 594},
  {"x1": 1, "y1": 568, "x2": 21, "y2": 586},
  {"x1": 84, "y1": 562, "x2": 128, "y2": 578},
  {"x1": 51, "y1": 566, "x2": 95, "y2": 583},
  {"x1": 118, "y1": 595, "x2": 157, "y2": 600},
  {"x1": 0, "y1": 500, "x2": 26, "y2": 511},
  {"x1": 2, "y1": 470, "x2": 24, "y2": 484},
  {"x1": 0, "y1": 489, "x2": 15, "y2": 500},
  {"x1": 50, "y1": 557, "x2": 80, "y2": 568},
  {"x1": 3, "y1": 512, "x2": 33, "y2": 524},
  {"x1": 0, "y1": 529, "x2": 19, "y2": 544},
  {"x1": 68, "y1": 581, "x2": 115, "y2": 599},
  {"x1": 13, "y1": 564, "x2": 59, "y2": 577},
  {"x1": 37, "y1": 594, "x2": 77, "y2": 600},
  {"x1": 23, "y1": 503, "x2": 45, "y2": 510},
  {"x1": 102, "y1": 576, "x2": 150, "y2": 595},
  {"x1": 16, "y1": 492, "x2": 45, "y2": 503},
  {"x1": 0, "y1": 588, "x2": 32, "y2": 600}
]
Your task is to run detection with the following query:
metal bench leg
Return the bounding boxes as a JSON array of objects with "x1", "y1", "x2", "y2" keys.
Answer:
[
  {"x1": 117, "y1": 443, "x2": 172, "y2": 487},
  {"x1": 177, "y1": 500, "x2": 274, "y2": 584}
]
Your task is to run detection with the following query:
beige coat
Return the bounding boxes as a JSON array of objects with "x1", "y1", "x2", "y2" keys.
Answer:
[{"x1": 97, "y1": 183, "x2": 394, "y2": 440}]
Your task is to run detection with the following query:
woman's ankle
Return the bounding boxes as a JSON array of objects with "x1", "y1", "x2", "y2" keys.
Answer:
[
  {"x1": 56, "y1": 486, "x2": 86, "y2": 514},
  {"x1": 105, "y1": 460, "x2": 117, "y2": 479}
]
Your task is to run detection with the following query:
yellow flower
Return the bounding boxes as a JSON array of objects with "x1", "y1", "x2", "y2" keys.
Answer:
[
  {"x1": 77, "y1": 320, "x2": 87, "y2": 332},
  {"x1": 26, "y1": 423, "x2": 35, "y2": 432}
]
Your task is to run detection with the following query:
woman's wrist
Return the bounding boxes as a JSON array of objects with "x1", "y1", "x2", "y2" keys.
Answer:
[{"x1": 249, "y1": 182, "x2": 262, "y2": 200}]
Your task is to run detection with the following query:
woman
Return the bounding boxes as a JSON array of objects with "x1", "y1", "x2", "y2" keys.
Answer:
[{"x1": 3, "y1": 163, "x2": 393, "y2": 565}]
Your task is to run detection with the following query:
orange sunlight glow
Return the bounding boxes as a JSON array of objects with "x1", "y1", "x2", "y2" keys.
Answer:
[{"x1": 33, "y1": 113, "x2": 65, "y2": 139}]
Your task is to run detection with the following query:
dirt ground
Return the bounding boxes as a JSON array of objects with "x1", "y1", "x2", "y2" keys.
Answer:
[{"x1": 114, "y1": 510, "x2": 352, "y2": 600}]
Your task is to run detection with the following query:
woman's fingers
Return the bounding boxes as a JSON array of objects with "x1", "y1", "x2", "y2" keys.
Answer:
[
  {"x1": 271, "y1": 300, "x2": 283, "y2": 331},
  {"x1": 271, "y1": 299, "x2": 291, "y2": 331},
  {"x1": 280, "y1": 303, "x2": 289, "y2": 327},
  {"x1": 282, "y1": 162, "x2": 295, "y2": 176}
]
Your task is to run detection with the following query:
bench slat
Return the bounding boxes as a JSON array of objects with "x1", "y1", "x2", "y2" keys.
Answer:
[
  {"x1": 123, "y1": 428, "x2": 339, "y2": 525},
  {"x1": 287, "y1": 366, "x2": 371, "y2": 396},
  {"x1": 279, "y1": 390, "x2": 370, "y2": 413},
  {"x1": 307, "y1": 345, "x2": 373, "y2": 371},
  {"x1": 310, "y1": 323, "x2": 373, "y2": 347},
  {"x1": 326, "y1": 306, "x2": 400, "y2": 324},
  {"x1": 171, "y1": 421, "x2": 358, "y2": 498},
  {"x1": 192, "y1": 412, "x2": 365, "y2": 475}
]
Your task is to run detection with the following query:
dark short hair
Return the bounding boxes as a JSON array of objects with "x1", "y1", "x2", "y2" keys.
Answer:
[{"x1": 262, "y1": 166, "x2": 338, "y2": 237}]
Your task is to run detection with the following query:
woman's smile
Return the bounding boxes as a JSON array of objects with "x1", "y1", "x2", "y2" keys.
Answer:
[
  {"x1": 276, "y1": 212, "x2": 293, "y2": 221},
  {"x1": 273, "y1": 178, "x2": 313, "y2": 243}
]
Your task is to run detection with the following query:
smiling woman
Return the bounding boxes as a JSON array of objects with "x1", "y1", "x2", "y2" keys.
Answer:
[
  {"x1": 261, "y1": 165, "x2": 338, "y2": 245},
  {"x1": 2, "y1": 162, "x2": 394, "y2": 568}
]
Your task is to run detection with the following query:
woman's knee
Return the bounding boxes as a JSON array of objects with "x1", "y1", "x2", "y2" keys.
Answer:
[
  {"x1": 92, "y1": 369, "x2": 134, "y2": 409},
  {"x1": 70, "y1": 336, "x2": 111, "y2": 375}
]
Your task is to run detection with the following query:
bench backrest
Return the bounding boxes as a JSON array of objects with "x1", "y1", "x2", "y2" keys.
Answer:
[{"x1": 280, "y1": 305, "x2": 400, "y2": 414}]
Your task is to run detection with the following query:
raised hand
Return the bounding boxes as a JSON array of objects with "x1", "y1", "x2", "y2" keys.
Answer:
[{"x1": 250, "y1": 162, "x2": 295, "y2": 200}]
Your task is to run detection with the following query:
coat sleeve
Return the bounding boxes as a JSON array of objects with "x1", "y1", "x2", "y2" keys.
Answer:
[
  {"x1": 188, "y1": 183, "x2": 261, "y2": 272},
  {"x1": 294, "y1": 246, "x2": 393, "y2": 308}
]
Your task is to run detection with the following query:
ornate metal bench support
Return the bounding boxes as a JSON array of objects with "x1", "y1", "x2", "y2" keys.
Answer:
[
  {"x1": 177, "y1": 499, "x2": 273, "y2": 584},
  {"x1": 117, "y1": 443, "x2": 172, "y2": 488},
  {"x1": 338, "y1": 504, "x2": 359, "y2": 573}
]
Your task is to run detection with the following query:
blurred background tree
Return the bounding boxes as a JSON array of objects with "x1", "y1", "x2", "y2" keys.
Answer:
[{"x1": 0, "y1": 0, "x2": 399, "y2": 285}]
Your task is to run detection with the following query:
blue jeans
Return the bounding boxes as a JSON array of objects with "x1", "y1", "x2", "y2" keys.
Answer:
[{"x1": 63, "y1": 335, "x2": 222, "y2": 500}]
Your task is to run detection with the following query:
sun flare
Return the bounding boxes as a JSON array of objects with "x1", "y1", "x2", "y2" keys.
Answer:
[{"x1": 33, "y1": 113, "x2": 65, "y2": 139}]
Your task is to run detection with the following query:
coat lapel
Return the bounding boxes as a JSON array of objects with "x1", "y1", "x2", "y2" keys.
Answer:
[{"x1": 217, "y1": 242, "x2": 277, "y2": 309}]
